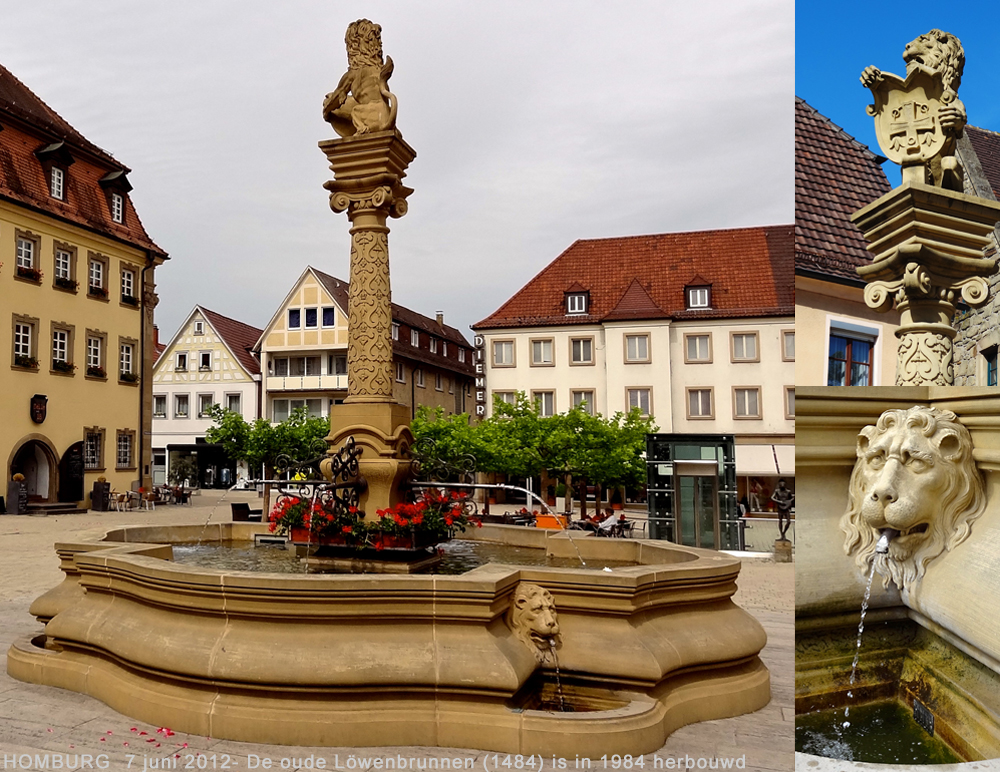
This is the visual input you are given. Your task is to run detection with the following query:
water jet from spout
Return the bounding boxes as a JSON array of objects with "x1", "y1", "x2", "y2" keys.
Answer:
[{"x1": 876, "y1": 529, "x2": 898, "y2": 554}]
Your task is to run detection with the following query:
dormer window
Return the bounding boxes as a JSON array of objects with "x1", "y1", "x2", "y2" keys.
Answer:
[
  {"x1": 35, "y1": 141, "x2": 75, "y2": 201},
  {"x1": 566, "y1": 293, "x2": 588, "y2": 315},
  {"x1": 687, "y1": 286, "x2": 711, "y2": 309},
  {"x1": 99, "y1": 169, "x2": 133, "y2": 226},
  {"x1": 110, "y1": 193, "x2": 124, "y2": 223},
  {"x1": 50, "y1": 167, "x2": 65, "y2": 200},
  {"x1": 194, "y1": 321, "x2": 205, "y2": 335}
]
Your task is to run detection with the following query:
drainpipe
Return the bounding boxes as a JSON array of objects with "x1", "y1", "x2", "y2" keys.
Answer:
[
  {"x1": 411, "y1": 367, "x2": 417, "y2": 420},
  {"x1": 139, "y1": 252, "x2": 155, "y2": 489}
]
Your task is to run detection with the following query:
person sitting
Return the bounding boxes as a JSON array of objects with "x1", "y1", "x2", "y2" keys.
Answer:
[{"x1": 598, "y1": 510, "x2": 619, "y2": 536}]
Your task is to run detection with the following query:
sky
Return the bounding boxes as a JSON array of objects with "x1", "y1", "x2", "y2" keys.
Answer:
[
  {"x1": 1, "y1": 1, "x2": 793, "y2": 343},
  {"x1": 796, "y1": 0, "x2": 1000, "y2": 188}
]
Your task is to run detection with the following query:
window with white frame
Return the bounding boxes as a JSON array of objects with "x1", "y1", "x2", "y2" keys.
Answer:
[
  {"x1": 392, "y1": 323, "x2": 400, "y2": 341},
  {"x1": 415, "y1": 369, "x2": 425, "y2": 387},
  {"x1": 330, "y1": 354, "x2": 347, "y2": 375},
  {"x1": 783, "y1": 330, "x2": 795, "y2": 361},
  {"x1": 734, "y1": 387, "x2": 761, "y2": 419},
  {"x1": 305, "y1": 308, "x2": 318, "y2": 328},
  {"x1": 55, "y1": 249, "x2": 72, "y2": 281},
  {"x1": 194, "y1": 321, "x2": 205, "y2": 335},
  {"x1": 530, "y1": 339, "x2": 554, "y2": 366},
  {"x1": 16, "y1": 237, "x2": 35, "y2": 269},
  {"x1": 566, "y1": 293, "x2": 588, "y2": 314},
  {"x1": 14, "y1": 322, "x2": 33, "y2": 359},
  {"x1": 731, "y1": 332, "x2": 758, "y2": 362},
  {"x1": 494, "y1": 391, "x2": 516, "y2": 406},
  {"x1": 120, "y1": 343, "x2": 134, "y2": 376},
  {"x1": 685, "y1": 334, "x2": 711, "y2": 363},
  {"x1": 442, "y1": 341, "x2": 448, "y2": 357},
  {"x1": 175, "y1": 352, "x2": 188, "y2": 371},
  {"x1": 272, "y1": 398, "x2": 323, "y2": 422},
  {"x1": 198, "y1": 394, "x2": 214, "y2": 417},
  {"x1": 84, "y1": 431, "x2": 102, "y2": 469},
  {"x1": 458, "y1": 348, "x2": 466, "y2": 363},
  {"x1": 86, "y1": 336, "x2": 103, "y2": 371},
  {"x1": 199, "y1": 352, "x2": 212, "y2": 370},
  {"x1": 227, "y1": 393, "x2": 241, "y2": 413},
  {"x1": 89, "y1": 258, "x2": 104, "y2": 289},
  {"x1": 322, "y1": 307, "x2": 336, "y2": 326},
  {"x1": 570, "y1": 337, "x2": 593, "y2": 365},
  {"x1": 687, "y1": 388, "x2": 713, "y2": 419},
  {"x1": 110, "y1": 192, "x2": 124, "y2": 223},
  {"x1": 572, "y1": 390, "x2": 595, "y2": 414},
  {"x1": 288, "y1": 309, "x2": 301, "y2": 329},
  {"x1": 116, "y1": 432, "x2": 133, "y2": 469},
  {"x1": 627, "y1": 388, "x2": 651, "y2": 417},
  {"x1": 828, "y1": 324, "x2": 876, "y2": 387},
  {"x1": 430, "y1": 337, "x2": 438, "y2": 354},
  {"x1": 153, "y1": 395, "x2": 167, "y2": 418},
  {"x1": 687, "y1": 287, "x2": 710, "y2": 309},
  {"x1": 786, "y1": 387, "x2": 795, "y2": 419},
  {"x1": 121, "y1": 267, "x2": 137, "y2": 302},
  {"x1": 175, "y1": 394, "x2": 189, "y2": 418},
  {"x1": 533, "y1": 391, "x2": 555, "y2": 417},
  {"x1": 435, "y1": 373, "x2": 443, "y2": 391},
  {"x1": 625, "y1": 334, "x2": 650, "y2": 363},
  {"x1": 395, "y1": 362, "x2": 405, "y2": 383},
  {"x1": 52, "y1": 329, "x2": 69, "y2": 366},
  {"x1": 411, "y1": 329, "x2": 420, "y2": 347},
  {"x1": 50, "y1": 167, "x2": 64, "y2": 199},
  {"x1": 492, "y1": 340, "x2": 514, "y2": 367}
]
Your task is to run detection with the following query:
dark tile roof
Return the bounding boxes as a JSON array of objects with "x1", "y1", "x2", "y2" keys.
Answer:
[
  {"x1": 0, "y1": 63, "x2": 165, "y2": 257},
  {"x1": 965, "y1": 126, "x2": 1000, "y2": 200},
  {"x1": 311, "y1": 267, "x2": 475, "y2": 375},
  {"x1": 795, "y1": 97, "x2": 890, "y2": 283},
  {"x1": 200, "y1": 308, "x2": 263, "y2": 376},
  {"x1": 473, "y1": 225, "x2": 793, "y2": 330}
]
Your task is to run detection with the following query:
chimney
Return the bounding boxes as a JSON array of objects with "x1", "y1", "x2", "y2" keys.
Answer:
[
  {"x1": 436, "y1": 311, "x2": 444, "y2": 326},
  {"x1": 153, "y1": 325, "x2": 159, "y2": 348}
]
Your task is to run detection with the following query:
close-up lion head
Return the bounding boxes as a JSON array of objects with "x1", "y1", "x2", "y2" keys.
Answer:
[
  {"x1": 507, "y1": 583, "x2": 561, "y2": 654},
  {"x1": 345, "y1": 19, "x2": 385, "y2": 70},
  {"x1": 840, "y1": 406, "x2": 984, "y2": 593},
  {"x1": 903, "y1": 29, "x2": 965, "y2": 94}
]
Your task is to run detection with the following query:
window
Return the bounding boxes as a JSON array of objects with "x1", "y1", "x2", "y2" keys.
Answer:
[
  {"x1": 731, "y1": 332, "x2": 759, "y2": 363},
  {"x1": 116, "y1": 432, "x2": 134, "y2": 469},
  {"x1": 442, "y1": 342, "x2": 448, "y2": 357},
  {"x1": 987, "y1": 348, "x2": 999, "y2": 387},
  {"x1": 12, "y1": 316, "x2": 38, "y2": 368},
  {"x1": 494, "y1": 391, "x2": 516, "y2": 406},
  {"x1": 828, "y1": 333, "x2": 874, "y2": 387},
  {"x1": 110, "y1": 192, "x2": 124, "y2": 223},
  {"x1": 53, "y1": 247, "x2": 75, "y2": 290},
  {"x1": 306, "y1": 356, "x2": 321, "y2": 376},
  {"x1": 430, "y1": 337, "x2": 438, "y2": 354},
  {"x1": 530, "y1": 338, "x2": 554, "y2": 366},
  {"x1": 627, "y1": 388, "x2": 652, "y2": 417},
  {"x1": 86, "y1": 335, "x2": 104, "y2": 377},
  {"x1": 272, "y1": 398, "x2": 323, "y2": 422},
  {"x1": 50, "y1": 167, "x2": 64, "y2": 199},
  {"x1": 734, "y1": 387, "x2": 761, "y2": 419},
  {"x1": 572, "y1": 390, "x2": 595, "y2": 414},
  {"x1": 51, "y1": 328, "x2": 71, "y2": 371},
  {"x1": 84, "y1": 431, "x2": 102, "y2": 470},
  {"x1": 785, "y1": 387, "x2": 795, "y2": 419},
  {"x1": 120, "y1": 343, "x2": 134, "y2": 377},
  {"x1": 783, "y1": 330, "x2": 795, "y2": 362},
  {"x1": 227, "y1": 393, "x2": 241, "y2": 413},
  {"x1": 392, "y1": 323, "x2": 400, "y2": 341},
  {"x1": 687, "y1": 287, "x2": 710, "y2": 309},
  {"x1": 570, "y1": 337, "x2": 594, "y2": 365},
  {"x1": 305, "y1": 308, "x2": 318, "y2": 328},
  {"x1": 15, "y1": 235, "x2": 39, "y2": 280},
  {"x1": 288, "y1": 309, "x2": 301, "y2": 329},
  {"x1": 199, "y1": 352, "x2": 212, "y2": 371},
  {"x1": 175, "y1": 352, "x2": 188, "y2": 371},
  {"x1": 625, "y1": 334, "x2": 650, "y2": 363},
  {"x1": 272, "y1": 357, "x2": 288, "y2": 376},
  {"x1": 198, "y1": 394, "x2": 214, "y2": 417},
  {"x1": 194, "y1": 321, "x2": 205, "y2": 335},
  {"x1": 330, "y1": 354, "x2": 347, "y2": 376},
  {"x1": 435, "y1": 373, "x2": 443, "y2": 391},
  {"x1": 566, "y1": 293, "x2": 588, "y2": 314},
  {"x1": 411, "y1": 329, "x2": 420, "y2": 347},
  {"x1": 88, "y1": 256, "x2": 108, "y2": 298},
  {"x1": 323, "y1": 307, "x2": 336, "y2": 327},
  {"x1": 153, "y1": 395, "x2": 167, "y2": 418},
  {"x1": 395, "y1": 362, "x2": 405, "y2": 383},
  {"x1": 533, "y1": 391, "x2": 555, "y2": 417},
  {"x1": 458, "y1": 348, "x2": 466, "y2": 363},
  {"x1": 448, "y1": 377, "x2": 454, "y2": 394},
  {"x1": 415, "y1": 369, "x2": 425, "y2": 388},
  {"x1": 684, "y1": 333, "x2": 711, "y2": 363},
  {"x1": 687, "y1": 388, "x2": 713, "y2": 419},
  {"x1": 492, "y1": 340, "x2": 515, "y2": 367},
  {"x1": 175, "y1": 394, "x2": 190, "y2": 418},
  {"x1": 121, "y1": 268, "x2": 138, "y2": 305}
]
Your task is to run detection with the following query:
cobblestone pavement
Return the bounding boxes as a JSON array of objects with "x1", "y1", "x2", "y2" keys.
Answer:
[{"x1": 0, "y1": 491, "x2": 793, "y2": 771}]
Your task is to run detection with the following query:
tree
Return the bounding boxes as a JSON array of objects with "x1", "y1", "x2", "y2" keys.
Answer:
[{"x1": 168, "y1": 456, "x2": 199, "y2": 487}]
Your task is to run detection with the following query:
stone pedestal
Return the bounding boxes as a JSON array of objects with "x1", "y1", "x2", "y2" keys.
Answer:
[
  {"x1": 851, "y1": 182, "x2": 1000, "y2": 385},
  {"x1": 773, "y1": 538, "x2": 793, "y2": 564},
  {"x1": 319, "y1": 130, "x2": 416, "y2": 515}
]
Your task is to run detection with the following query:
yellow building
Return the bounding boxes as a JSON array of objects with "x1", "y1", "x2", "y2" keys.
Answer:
[{"x1": 0, "y1": 64, "x2": 167, "y2": 512}]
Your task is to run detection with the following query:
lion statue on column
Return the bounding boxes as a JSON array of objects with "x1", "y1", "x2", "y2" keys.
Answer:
[{"x1": 323, "y1": 19, "x2": 398, "y2": 137}]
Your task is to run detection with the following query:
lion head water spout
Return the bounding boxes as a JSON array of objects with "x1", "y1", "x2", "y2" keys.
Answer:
[{"x1": 875, "y1": 529, "x2": 896, "y2": 555}]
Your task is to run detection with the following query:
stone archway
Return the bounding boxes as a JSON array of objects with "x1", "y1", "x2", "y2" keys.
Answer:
[{"x1": 10, "y1": 438, "x2": 58, "y2": 502}]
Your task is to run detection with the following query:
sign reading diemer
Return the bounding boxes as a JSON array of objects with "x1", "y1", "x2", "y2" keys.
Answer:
[{"x1": 474, "y1": 335, "x2": 486, "y2": 417}]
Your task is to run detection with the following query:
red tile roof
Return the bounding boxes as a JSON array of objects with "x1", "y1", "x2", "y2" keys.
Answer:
[
  {"x1": 0, "y1": 63, "x2": 165, "y2": 257},
  {"x1": 965, "y1": 126, "x2": 1000, "y2": 200},
  {"x1": 200, "y1": 307, "x2": 263, "y2": 376},
  {"x1": 795, "y1": 97, "x2": 891, "y2": 283},
  {"x1": 473, "y1": 225, "x2": 793, "y2": 330}
]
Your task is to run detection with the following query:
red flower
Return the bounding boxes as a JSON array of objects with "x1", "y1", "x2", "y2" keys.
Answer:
[
  {"x1": 349, "y1": 505, "x2": 358, "y2": 514},
  {"x1": 342, "y1": 525, "x2": 352, "y2": 534},
  {"x1": 374, "y1": 540, "x2": 384, "y2": 551}
]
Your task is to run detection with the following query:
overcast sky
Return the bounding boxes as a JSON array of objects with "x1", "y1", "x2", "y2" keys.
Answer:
[
  {"x1": 797, "y1": 0, "x2": 1000, "y2": 188},
  {"x1": 2, "y1": 1, "x2": 793, "y2": 341}
]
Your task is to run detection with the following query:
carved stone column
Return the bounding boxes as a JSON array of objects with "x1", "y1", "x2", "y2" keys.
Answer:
[
  {"x1": 852, "y1": 183, "x2": 1000, "y2": 385},
  {"x1": 319, "y1": 130, "x2": 416, "y2": 513}
]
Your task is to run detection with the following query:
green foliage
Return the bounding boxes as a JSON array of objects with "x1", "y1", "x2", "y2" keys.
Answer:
[
  {"x1": 205, "y1": 406, "x2": 330, "y2": 475},
  {"x1": 168, "y1": 456, "x2": 199, "y2": 486}
]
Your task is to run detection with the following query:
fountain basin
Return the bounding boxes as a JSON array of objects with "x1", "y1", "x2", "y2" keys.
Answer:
[{"x1": 7, "y1": 522, "x2": 769, "y2": 756}]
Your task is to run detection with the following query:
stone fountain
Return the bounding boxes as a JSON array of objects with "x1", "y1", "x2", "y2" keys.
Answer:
[{"x1": 6, "y1": 20, "x2": 771, "y2": 756}]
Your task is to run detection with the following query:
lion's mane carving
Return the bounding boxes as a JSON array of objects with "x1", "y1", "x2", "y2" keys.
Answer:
[
  {"x1": 507, "y1": 584, "x2": 561, "y2": 658},
  {"x1": 903, "y1": 29, "x2": 965, "y2": 94},
  {"x1": 840, "y1": 406, "x2": 984, "y2": 593},
  {"x1": 323, "y1": 19, "x2": 398, "y2": 138}
]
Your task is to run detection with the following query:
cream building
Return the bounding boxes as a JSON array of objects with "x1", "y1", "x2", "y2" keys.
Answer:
[
  {"x1": 473, "y1": 225, "x2": 794, "y2": 527},
  {"x1": 151, "y1": 307, "x2": 262, "y2": 487},
  {"x1": 256, "y1": 267, "x2": 475, "y2": 423},
  {"x1": 0, "y1": 63, "x2": 167, "y2": 512}
]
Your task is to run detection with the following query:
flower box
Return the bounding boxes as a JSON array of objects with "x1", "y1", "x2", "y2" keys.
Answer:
[
  {"x1": 119, "y1": 371, "x2": 139, "y2": 383},
  {"x1": 54, "y1": 277, "x2": 78, "y2": 291},
  {"x1": 89, "y1": 285, "x2": 108, "y2": 299},
  {"x1": 86, "y1": 366, "x2": 107, "y2": 378},
  {"x1": 121, "y1": 295, "x2": 139, "y2": 307},
  {"x1": 52, "y1": 360, "x2": 76, "y2": 374},
  {"x1": 16, "y1": 266, "x2": 42, "y2": 282},
  {"x1": 14, "y1": 355, "x2": 39, "y2": 370}
]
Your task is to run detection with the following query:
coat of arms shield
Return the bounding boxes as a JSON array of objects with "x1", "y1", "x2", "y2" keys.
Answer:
[
  {"x1": 30, "y1": 394, "x2": 47, "y2": 424},
  {"x1": 866, "y1": 67, "x2": 952, "y2": 168}
]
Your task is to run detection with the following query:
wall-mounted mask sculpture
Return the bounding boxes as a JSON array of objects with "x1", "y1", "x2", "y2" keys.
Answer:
[
  {"x1": 841, "y1": 406, "x2": 984, "y2": 592},
  {"x1": 507, "y1": 583, "x2": 562, "y2": 662}
]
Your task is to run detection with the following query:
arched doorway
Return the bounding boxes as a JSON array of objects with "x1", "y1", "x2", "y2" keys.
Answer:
[{"x1": 11, "y1": 439, "x2": 57, "y2": 502}]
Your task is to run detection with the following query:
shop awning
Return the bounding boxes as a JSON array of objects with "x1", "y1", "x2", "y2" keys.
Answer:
[{"x1": 735, "y1": 444, "x2": 795, "y2": 476}]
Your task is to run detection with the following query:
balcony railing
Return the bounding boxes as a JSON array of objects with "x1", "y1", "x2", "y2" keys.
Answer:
[{"x1": 266, "y1": 374, "x2": 348, "y2": 391}]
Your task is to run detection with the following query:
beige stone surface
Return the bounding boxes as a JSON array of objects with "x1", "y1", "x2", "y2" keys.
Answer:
[{"x1": 1, "y1": 490, "x2": 792, "y2": 770}]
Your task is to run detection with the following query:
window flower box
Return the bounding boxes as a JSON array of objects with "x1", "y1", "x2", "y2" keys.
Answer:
[
  {"x1": 119, "y1": 371, "x2": 139, "y2": 383},
  {"x1": 121, "y1": 294, "x2": 139, "y2": 307},
  {"x1": 86, "y1": 365, "x2": 106, "y2": 378},
  {"x1": 14, "y1": 355, "x2": 39, "y2": 369},
  {"x1": 54, "y1": 277, "x2": 78, "y2": 291},
  {"x1": 52, "y1": 360, "x2": 76, "y2": 374},
  {"x1": 89, "y1": 285, "x2": 108, "y2": 299},
  {"x1": 16, "y1": 266, "x2": 42, "y2": 282}
]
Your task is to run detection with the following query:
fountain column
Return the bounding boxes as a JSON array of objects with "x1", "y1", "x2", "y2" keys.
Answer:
[{"x1": 318, "y1": 20, "x2": 415, "y2": 513}]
